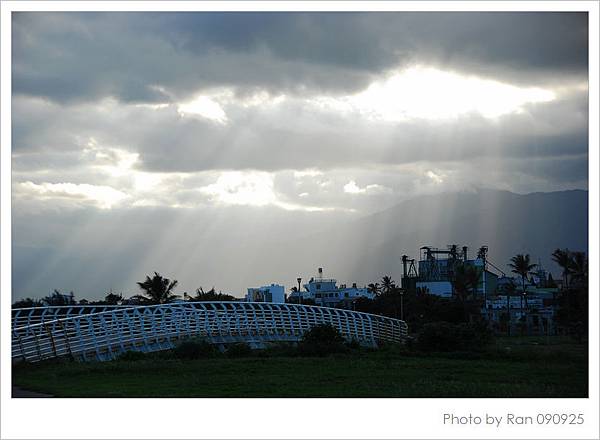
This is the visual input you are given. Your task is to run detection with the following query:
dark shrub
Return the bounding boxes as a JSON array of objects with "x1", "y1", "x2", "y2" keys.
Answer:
[
  {"x1": 117, "y1": 350, "x2": 146, "y2": 361},
  {"x1": 298, "y1": 324, "x2": 348, "y2": 357},
  {"x1": 173, "y1": 340, "x2": 218, "y2": 359},
  {"x1": 468, "y1": 319, "x2": 495, "y2": 348},
  {"x1": 149, "y1": 350, "x2": 176, "y2": 360},
  {"x1": 345, "y1": 338, "x2": 361, "y2": 350},
  {"x1": 404, "y1": 335, "x2": 416, "y2": 350},
  {"x1": 302, "y1": 324, "x2": 345, "y2": 344},
  {"x1": 226, "y1": 343, "x2": 253, "y2": 357},
  {"x1": 569, "y1": 321, "x2": 586, "y2": 343},
  {"x1": 416, "y1": 321, "x2": 494, "y2": 352},
  {"x1": 259, "y1": 342, "x2": 298, "y2": 358}
]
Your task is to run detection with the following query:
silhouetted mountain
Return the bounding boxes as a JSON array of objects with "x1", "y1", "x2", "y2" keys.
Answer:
[
  {"x1": 12, "y1": 188, "x2": 588, "y2": 300},
  {"x1": 280, "y1": 188, "x2": 588, "y2": 285}
]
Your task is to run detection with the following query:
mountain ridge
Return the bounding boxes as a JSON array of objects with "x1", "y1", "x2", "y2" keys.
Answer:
[{"x1": 282, "y1": 188, "x2": 588, "y2": 285}]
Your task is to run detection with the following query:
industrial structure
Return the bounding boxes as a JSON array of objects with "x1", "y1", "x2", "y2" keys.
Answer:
[
  {"x1": 399, "y1": 244, "x2": 558, "y2": 335},
  {"x1": 400, "y1": 245, "x2": 499, "y2": 299}
]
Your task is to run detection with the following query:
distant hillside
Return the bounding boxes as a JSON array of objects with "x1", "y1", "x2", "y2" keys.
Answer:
[
  {"x1": 12, "y1": 188, "x2": 588, "y2": 300},
  {"x1": 278, "y1": 188, "x2": 588, "y2": 285}
]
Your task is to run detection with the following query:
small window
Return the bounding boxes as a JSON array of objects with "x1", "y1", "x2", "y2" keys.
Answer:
[
  {"x1": 344, "y1": 292, "x2": 349, "y2": 298},
  {"x1": 316, "y1": 284, "x2": 321, "y2": 290}
]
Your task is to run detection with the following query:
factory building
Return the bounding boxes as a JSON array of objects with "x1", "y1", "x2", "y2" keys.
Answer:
[
  {"x1": 400, "y1": 244, "x2": 559, "y2": 335},
  {"x1": 402, "y1": 245, "x2": 498, "y2": 299}
]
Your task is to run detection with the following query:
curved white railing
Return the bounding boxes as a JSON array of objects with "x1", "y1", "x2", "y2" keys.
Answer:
[
  {"x1": 12, "y1": 302, "x2": 408, "y2": 362},
  {"x1": 12, "y1": 305, "x2": 127, "y2": 331}
]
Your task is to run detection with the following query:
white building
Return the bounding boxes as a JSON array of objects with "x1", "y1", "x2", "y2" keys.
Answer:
[
  {"x1": 291, "y1": 268, "x2": 374, "y2": 306},
  {"x1": 246, "y1": 284, "x2": 285, "y2": 304},
  {"x1": 486, "y1": 295, "x2": 544, "y2": 311}
]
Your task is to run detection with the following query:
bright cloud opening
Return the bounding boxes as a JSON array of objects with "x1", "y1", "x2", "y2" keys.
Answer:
[
  {"x1": 343, "y1": 180, "x2": 392, "y2": 195},
  {"x1": 315, "y1": 66, "x2": 556, "y2": 121},
  {"x1": 19, "y1": 181, "x2": 128, "y2": 209},
  {"x1": 426, "y1": 170, "x2": 444, "y2": 184},
  {"x1": 199, "y1": 171, "x2": 276, "y2": 206},
  {"x1": 294, "y1": 169, "x2": 324, "y2": 178},
  {"x1": 198, "y1": 171, "x2": 338, "y2": 212},
  {"x1": 178, "y1": 95, "x2": 228, "y2": 123},
  {"x1": 344, "y1": 180, "x2": 364, "y2": 194}
]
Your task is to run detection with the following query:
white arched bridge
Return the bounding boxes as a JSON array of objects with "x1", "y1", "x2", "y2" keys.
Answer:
[{"x1": 12, "y1": 302, "x2": 408, "y2": 362}]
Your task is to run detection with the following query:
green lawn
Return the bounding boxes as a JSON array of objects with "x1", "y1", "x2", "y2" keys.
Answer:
[{"x1": 12, "y1": 337, "x2": 588, "y2": 398}]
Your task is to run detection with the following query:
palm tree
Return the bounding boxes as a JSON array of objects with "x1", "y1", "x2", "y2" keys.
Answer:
[
  {"x1": 552, "y1": 248, "x2": 572, "y2": 289},
  {"x1": 43, "y1": 289, "x2": 76, "y2": 306},
  {"x1": 451, "y1": 263, "x2": 478, "y2": 321},
  {"x1": 568, "y1": 251, "x2": 587, "y2": 288},
  {"x1": 186, "y1": 287, "x2": 235, "y2": 302},
  {"x1": 446, "y1": 259, "x2": 486, "y2": 321},
  {"x1": 451, "y1": 264, "x2": 470, "y2": 301},
  {"x1": 508, "y1": 254, "x2": 537, "y2": 310},
  {"x1": 104, "y1": 290, "x2": 123, "y2": 305},
  {"x1": 136, "y1": 272, "x2": 179, "y2": 304},
  {"x1": 451, "y1": 263, "x2": 481, "y2": 302},
  {"x1": 465, "y1": 265, "x2": 482, "y2": 300},
  {"x1": 367, "y1": 282, "x2": 380, "y2": 296},
  {"x1": 381, "y1": 276, "x2": 395, "y2": 295}
]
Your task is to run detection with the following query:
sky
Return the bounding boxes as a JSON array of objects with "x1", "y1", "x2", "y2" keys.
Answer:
[{"x1": 11, "y1": 12, "x2": 589, "y2": 300}]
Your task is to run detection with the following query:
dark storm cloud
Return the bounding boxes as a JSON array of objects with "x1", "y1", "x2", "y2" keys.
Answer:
[
  {"x1": 168, "y1": 12, "x2": 588, "y2": 76},
  {"x1": 12, "y1": 12, "x2": 588, "y2": 104}
]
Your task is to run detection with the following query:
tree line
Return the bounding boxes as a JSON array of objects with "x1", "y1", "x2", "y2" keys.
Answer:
[
  {"x1": 12, "y1": 272, "x2": 237, "y2": 308},
  {"x1": 12, "y1": 248, "x2": 588, "y2": 342}
]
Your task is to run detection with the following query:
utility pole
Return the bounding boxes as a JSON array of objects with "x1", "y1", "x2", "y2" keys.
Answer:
[{"x1": 399, "y1": 289, "x2": 405, "y2": 321}]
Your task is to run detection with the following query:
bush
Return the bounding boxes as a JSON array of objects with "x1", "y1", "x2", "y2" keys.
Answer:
[
  {"x1": 568, "y1": 321, "x2": 586, "y2": 343},
  {"x1": 258, "y1": 342, "x2": 299, "y2": 358},
  {"x1": 173, "y1": 339, "x2": 218, "y2": 360},
  {"x1": 298, "y1": 324, "x2": 348, "y2": 357},
  {"x1": 226, "y1": 343, "x2": 253, "y2": 357},
  {"x1": 345, "y1": 338, "x2": 361, "y2": 350},
  {"x1": 416, "y1": 321, "x2": 494, "y2": 352},
  {"x1": 302, "y1": 324, "x2": 345, "y2": 344},
  {"x1": 117, "y1": 350, "x2": 146, "y2": 361}
]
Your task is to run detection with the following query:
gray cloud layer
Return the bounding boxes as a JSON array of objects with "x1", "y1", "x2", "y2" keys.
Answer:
[
  {"x1": 13, "y1": 12, "x2": 588, "y2": 104},
  {"x1": 11, "y1": 12, "x2": 589, "y2": 300}
]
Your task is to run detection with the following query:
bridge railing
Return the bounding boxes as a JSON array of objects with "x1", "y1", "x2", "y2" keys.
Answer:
[
  {"x1": 12, "y1": 305, "x2": 128, "y2": 333},
  {"x1": 12, "y1": 302, "x2": 408, "y2": 362}
]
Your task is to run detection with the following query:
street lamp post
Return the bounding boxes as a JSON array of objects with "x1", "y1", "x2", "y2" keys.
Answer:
[
  {"x1": 297, "y1": 277, "x2": 302, "y2": 305},
  {"x1": 399, "y1": 288, "x2": 405, "y2": 321}
]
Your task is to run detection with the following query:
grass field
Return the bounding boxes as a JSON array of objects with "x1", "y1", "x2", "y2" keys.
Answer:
[{"x1": 12, "y1": 336, "x2": 588, "y2": 398}]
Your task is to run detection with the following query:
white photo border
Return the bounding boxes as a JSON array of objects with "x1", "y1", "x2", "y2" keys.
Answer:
[{"x1": 1, "y1": 2, "x2": 598, "y2": 439}]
